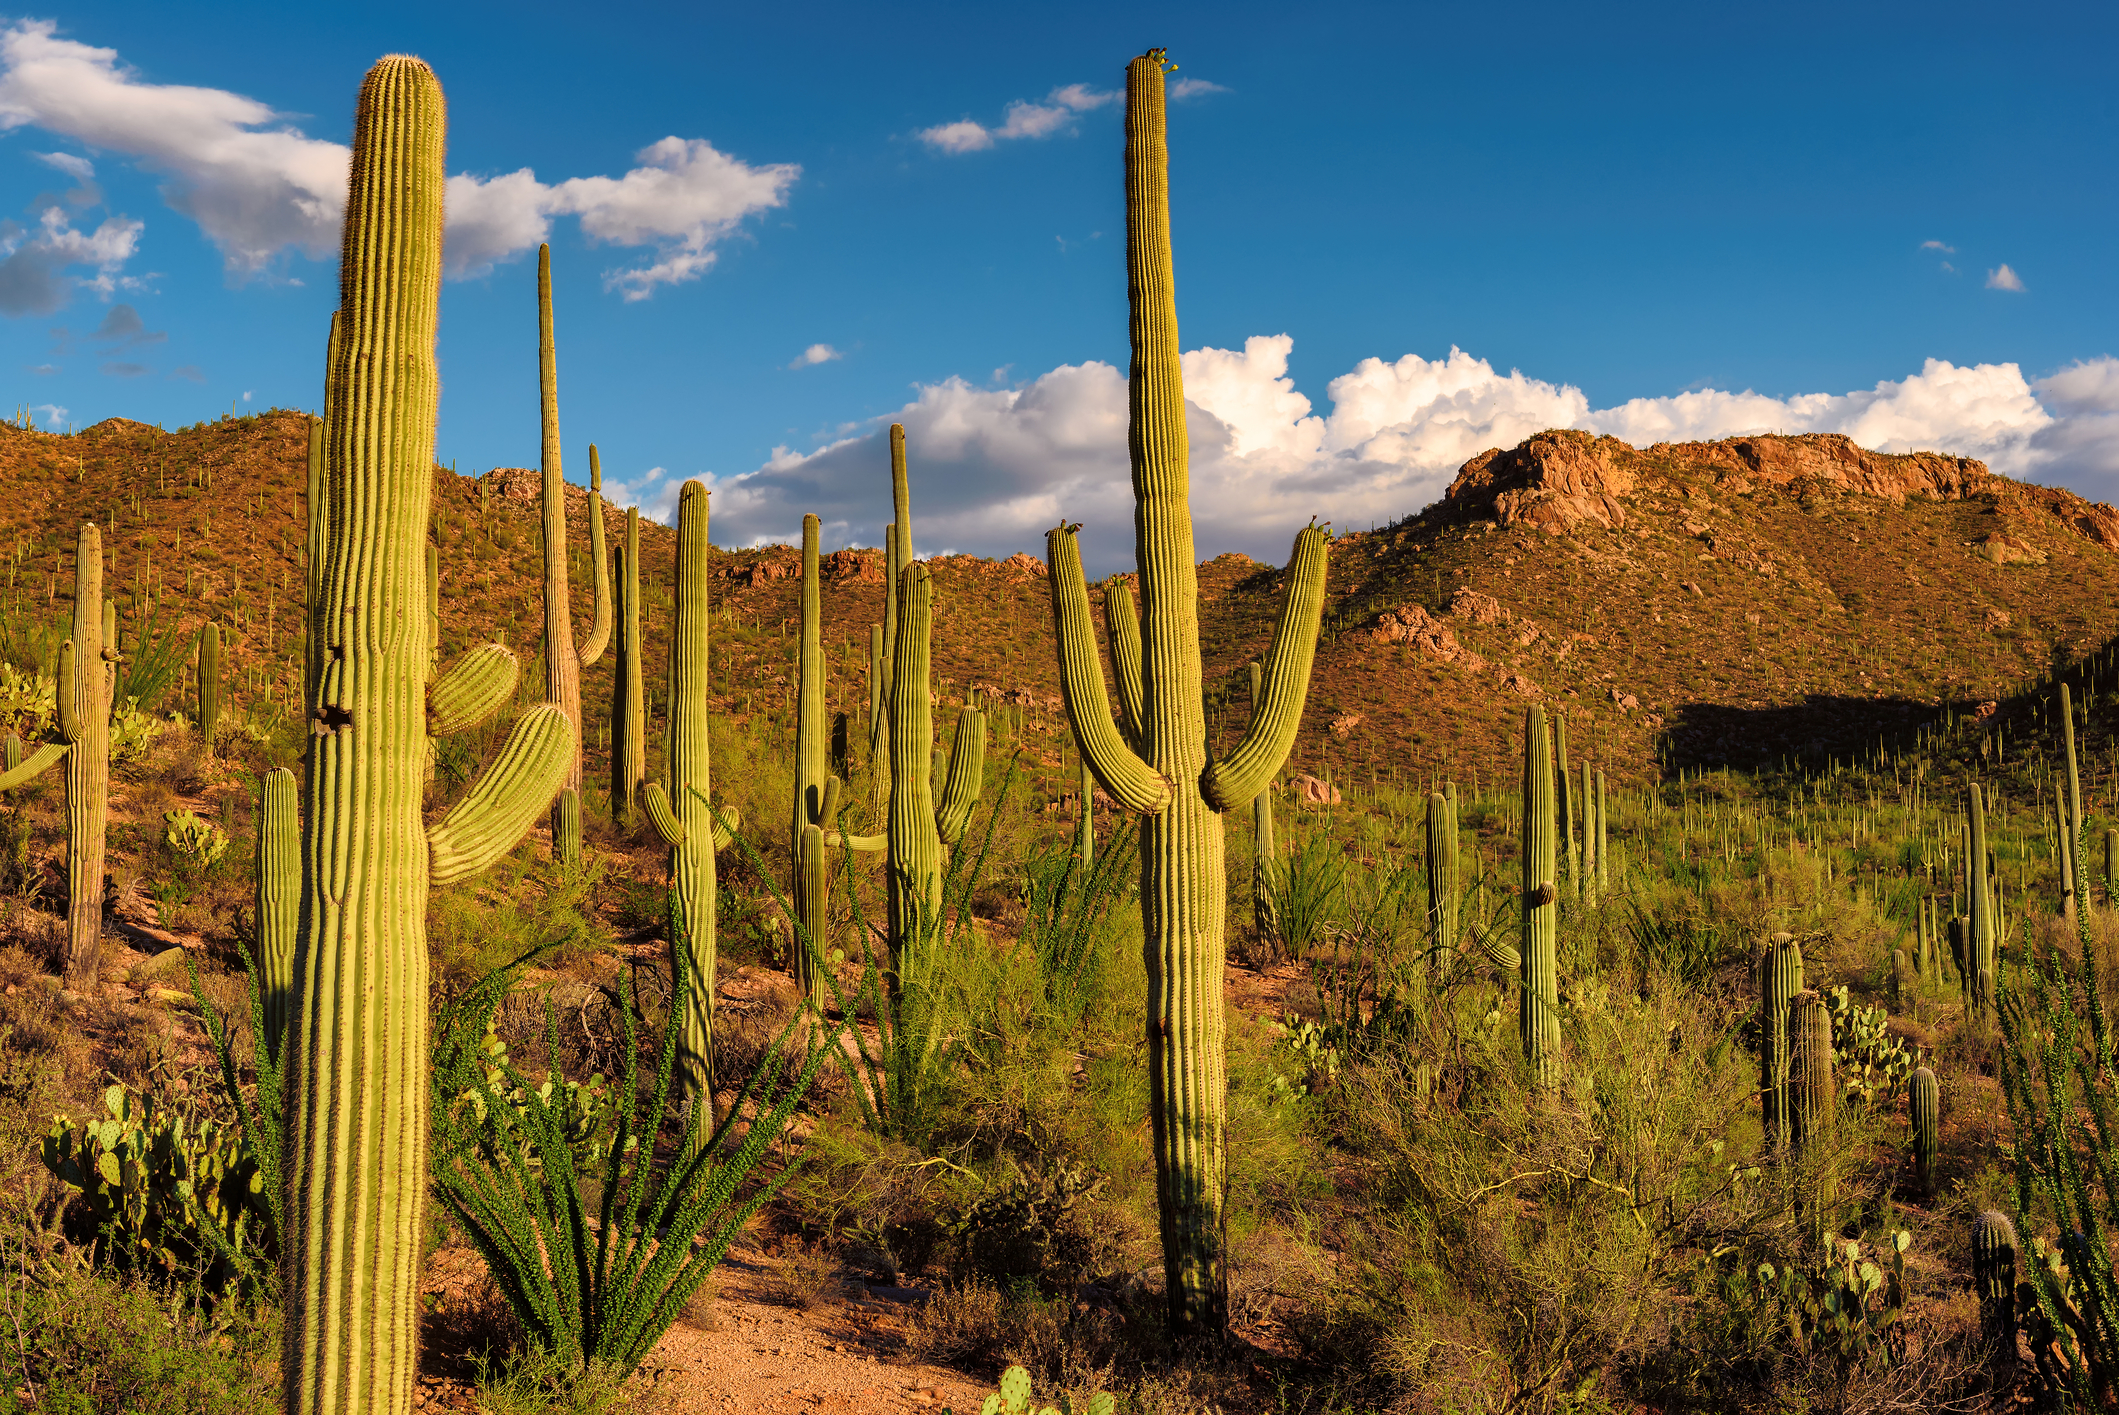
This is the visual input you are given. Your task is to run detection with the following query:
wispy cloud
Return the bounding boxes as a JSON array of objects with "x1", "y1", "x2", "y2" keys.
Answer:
[
  {"x1": 1167, "y1": 78, "x2": 1229, "y2": 100},
  {"x1": 0, "y1": 204, "x2": 143, "y2": 316},
  {"x1": 788, "y1": 342, "x2": 842, "y2": 369},
  {"x1": 0, "y1": 20, "x2": 797, "y2": 297},
  {"x1": 1920, "y1": 239, "x2": 1955, "y2": 253},
  {"x1": 918, "y1": 82, "x2": 1120, "y2": 153},
  {"x1": 28, "y1": 400, "x2": 62, "y2": 427},
  {"x1": 1987, "y1": 264, "x2": 2027, "y2": 292},
  {"x1": 168, "y1": 363, "x2": 202, "y2": 382}
]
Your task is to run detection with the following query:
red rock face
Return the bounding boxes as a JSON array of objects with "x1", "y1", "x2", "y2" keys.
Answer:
[{"x1": 1446, "y1": 432, "x2": 1634, "y2": 533}]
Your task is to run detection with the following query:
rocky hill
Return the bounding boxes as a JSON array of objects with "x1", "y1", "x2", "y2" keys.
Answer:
[{"x1": 0, "y1": 410, "x2": 2113, "y2": 811}]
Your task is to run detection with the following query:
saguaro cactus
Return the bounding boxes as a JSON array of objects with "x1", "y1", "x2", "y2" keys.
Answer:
[
  {"x1": 0, "y1": 523, "x2": 112, "y2": 989},
  {"x1": 534, "y1": 248, "x2": 613, "y2": 866},
  {"x1": 641, "y1": 481, "x2": 740, "y2": 1121},
  {"x1": 886, "y1": 564, "x2": 985, "y2": 971},
  {"x1": 791, "y1": 514, "x2": 832, "y2": 1003},
  {"x1": 1969, "y1": 784, "x2": 1995, "y2": 1015},
  {"x1": 197, "y1": 621, "x2": 220, "y2": 748},
  {"x1": 610, "y1": 506, "x2": 646, "y2": 826},
  {"x1": 1249, "y1": 662, "x2": 1278, "y2": 943},
  {"x1": 257, "y1": 766, "x2": 299, "y2": 1063},
  {"x1": 1557, "y1": 712, "x2": 1577, "y2": 897},
  {"x1": 1789, "y1": 987, "x2": 1834, "y2": 1156},
  {"x1": 2063, "y1": 683, "x2": 2084, "y2": 913},
  {"x1": 1909, "y1": 1065, "x2": 1939, "y2": 1196},
  {"x1": 1596, "y1": 768, "x2": 1609, "y2": 891},
  {"x1": 1759, "y1": 933, "x2": 1804, "y2": 1150},
  {"x1": 1973, "y1": 1210, "x2": 2019, "y2": 1356},
  {"x1": 1040, "y1": 50, "x2": 1329, "y2": 1338},
  {"x1": 283, "y1": 58, "x2": 574, "y2": 1415},
  {"x1": 1581, "y1": 760, "x2": 1598, "y2": 906},
  {"x1": 1076, "y1": 752, "x2": 1096, "y2": 870},
  {"x1": 1520, "y1": 706, "x2": 1559, "y2": 1086},
  {"x1": 1425, "y1": 790, "x2": 1457, "y2": 958}
]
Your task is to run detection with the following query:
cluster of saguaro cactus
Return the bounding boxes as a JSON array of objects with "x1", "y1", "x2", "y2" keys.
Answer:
[
  {"x1": 533, "y1": 247, "x2": 613, "y2": 868},
  {"x1": 1520, "y1": 706, "x2": 1559, "y2": 1087},
  {"x1": 1040, "y1": 51, "x2": 1328, "y2": 1336},
  {"x1": 196, "y1": 620, "x2": 220, "y2": 748},
  {"x1": 1758, "y1": 933, "x2": 1804, "y2": 1150},
  {"x1": 1908, "y1": 1064, "x2": 1939, "y2": 1195},
  {"x1": 281, "y1": 58, "x2": 576, "y2": 1414},
  {"x1": 0, "y1": 523, "x2": 113, "y2": 988}
]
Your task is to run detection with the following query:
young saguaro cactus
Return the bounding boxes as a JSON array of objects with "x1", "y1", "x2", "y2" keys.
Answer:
[
  {"x1": 1040, "y1": 50, "x2": 1329, "y2": 1338},
  {"x1": 1969, "y1": 784, "x2": 1995, "y2": 1015},
  {"x1": 1759, "y1": 933, "x2": 1804, "y2": 1151},
  {"x1": 1556, "y1": 712, "x2": 1577, "y2": 897},
  {"x1": 1789, "y1": 987, "x2": 1834, "y2": 1157},
  {"x1": 1249, "y1": 662, "x2": 1278, "y2": 943},
  {"x1": 533, "y1": 247, "x2": 613, "y2": 867},
  {"x1": 0, "y1": 523, "x2": 112, "y2": 989},
  {"x1": 1973, "y1": 1210, "x2": 2019, "y2": 1356},
  {"x1": 1908, "y1": 1064, "x2": 1939, "y2": 1196},
  {"x1": 1425, "y1": 789, "x2": 1456, "y2": 959},
  {"x1": 610, "y1": 506, "x2": 646, "y2": 827},
  {"x1": 283, "y1": 58, "x2": 574, "y2": 1415},
  {"x1": 1520, "y1": 706, "x2": 1559, "y2": 1087},
  {"x1": 197, "y1": 620, "x2": 220, "y2": 750},
  {"x1": 256, "y1": 766, "x2": 299, "y2": 1064}
]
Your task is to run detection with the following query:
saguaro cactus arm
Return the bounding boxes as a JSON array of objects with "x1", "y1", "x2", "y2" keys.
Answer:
[
  {"x1": 427, "y1": 705, "x2": 575, "y2": 886},
  {"x1": 934, "y1": 705, "x2": 988, "y2": 846},
  {"x1": 427, "y1": 643, "x2": 520, "y2": 737},
  {"x1": 1105, "y1": 580, "x2": 1146, "y2": 749},
  {"x1": 1199, "y1": 523, "x2": 1329, "y2": 810},
  {"x1": 0, "y1": 741, "x2": 66, "y2": 791},
  {"x1": 1045, "y1": 525, "x2": 1171, "y2": 814},
  {"x1": 580, "y1": 447, "x2": 613, "y2": 667}
]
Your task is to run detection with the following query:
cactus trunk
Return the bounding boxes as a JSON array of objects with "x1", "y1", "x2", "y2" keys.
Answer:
[
  {"x1": 1759, "y1": 933, "x2": 1804, "y2": 1151},
  {"x1": 1249, "y1": 661, "x2": 1277, "y2": 943},
  {"x1": 1973, "y1": 1210, "x2": 2019, "y2": 1360},
  {"x1": 1789, "y1": 987, "x2": 1834, "y2": 1156},
  {"x1": 792, "y1": 514, "x2": 827, "y2": 1003},
  {"x1": 1909, "y1": 1064, "x2": 1939, "y2": 1196},
  {"x1": 61, "y1": 524, "x2": 109, "y2": 990},
  {"x1": 1520, "y1": 707, "x2": 1559, "y2": 1086},
  {"x1": 198, "y1": 620, "x2": 220, "y2": 749},
  {"x1": 1077, "y1": 751, "x2": 1096, "y2": 870},
  {"x1": 660, "y1": 482, "x2": 719, "y2": 1121},
  {"x1": 257, "y1": 766, "x2": 299, "y2": 1064},
  {"x1": 1969, "y1": 784, "x2": 1995, "y2": 1015},
  {"x1": 1581, "y1": 761, "x2": 1598, "y2": 906},
  {"x1": 284, "y1": 58, "x2": 445, "y2": 1414},
  {"x1": 610, "y1": 507, "x2": 645, "y2": 826},
  {"x1": 1425, "y1": 790, "x2": 1456, "y2": 960},
  {"x1": 1557, "y1": 713, "x2": 1576, "y2": 897}
]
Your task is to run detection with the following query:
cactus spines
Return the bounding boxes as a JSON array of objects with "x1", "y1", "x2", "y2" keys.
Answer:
[
  {"x1": 197, "y1": 620, "x2": 220, "y2": 749},
  {"x1": 1908, "y1": 1064, "x2": 1939, "y2": 1196},
  {"x1": 1969, "y1": 784, "x2": 1995, "y2": 1016},
  {"x1": 1520, "y1": 707, "x2": 1560, "y2": 1086},
  {"x1": 426, "y1": 642, "x2": 520, "y2": 737},
  {"x1": 257, "y1": 767, "x2": 299, "y2": 1063},
  {"x1": 1036, "y1": 51, "x2": 1328, "y2": 1338},
  {"x1": 1759, "y1": 933, "x2": 1804, "y2": 1150},
  {"x1": 1424, "y1": 790, "x2": 1456, "y2": 959},
  {"x1": 1249, "y1": 662, "x2": 1277, "y2": 942},
  {"x1": 533, "y1": 247, "x2": 612, "y2": 868},
  {"x1": 611, "y1": 506, "x2": 645, "y2": 826},
  {"x1": 1973, "y1": 1209, "x2": 2019, "y2": 1355},
  {"x1": 285, "y1": 58, "x2": 573, "y2": 1415},
  {"x1": 1788, "y1": 987, "x2": 1834, "y2": 1156}
]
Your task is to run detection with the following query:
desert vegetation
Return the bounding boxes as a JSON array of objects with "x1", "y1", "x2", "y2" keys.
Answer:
[{"x1": 3, "y1": 42, "x2": 2119, "y2": 1415}]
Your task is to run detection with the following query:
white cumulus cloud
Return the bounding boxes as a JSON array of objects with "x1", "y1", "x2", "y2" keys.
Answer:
[
  {"x1": 0, "y1": 20, "x2": 796, "y2": 295},
  {"x1": 688, "y1": 336, "x2": 2119, "y2": 574},
  {"x1": 789, "y1": 343, "x2": 842, "y2": 369},
  {"x1": 918, "y1": 81, "x2": 1126, "y2": 153},
  {"x1": 1987, "y1": 264, "x2": 2027, "y2": 292}
]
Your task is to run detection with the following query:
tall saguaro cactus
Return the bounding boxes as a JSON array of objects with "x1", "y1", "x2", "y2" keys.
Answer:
[
  {"x1": 0, "y1": 523, "x2": 113, "y2": 989},
  {"x1": 1041, "y1": 50, "x2": 1329, "y2": 1338},
  {"x1": 1425, "y1": 789, "x2": 1456, "y2": 958},
  {"x1": 1789, "y1": 988, "x2": 1834, "y2": 1156},
  {"x1": 610, "y1": 506, "x2": 646, "y2": 826},
  {"x1": 1557, "y1": 712, "x2": 1577, "y2": 897},
  {"x1": 2062, "y1": 683, "x2": 2085, "y2": 920},
  {"x1": 283, "y1": 58, "x2": 573, "y2": 1415},
  {"x1": 534, "y1": 247, "x2": 613, "y2": 866},
  {"x1": 1909, "y1": 1065, "x2": 1939, "y2": 1196},
  {"x1": 197, "y1": 620, "x2": 221, "y2": 749},
  {"x1": 886, "y1": 563, "x2": 985, "y2": 970},
  {"x1": 1520, "y1": 707, "x2": 1559, "y2": 1086},
  {"x1": 1759, "y1": 933, "x2": 1804, "y2": 1151},
  {"x1": 1969, "y1": 784, "x2": 1995, "y2": 1015},
  {"x1": 792, "y1": 514, "x2": 831, "y2": 1003}
]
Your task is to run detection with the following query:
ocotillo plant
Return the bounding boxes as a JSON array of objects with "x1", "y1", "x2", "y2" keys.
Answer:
[
  {"x1": 283, "y1": 58, "x2": 575, "y2": 1415},
  {"x1": 1039, "y1": 49, "x2": 1328, "y2": 1337},
  {"x1": 1759, "y1": 933, "x2": 1804, "y2": 1151},
  {"x1": 0, "y1": 522, "x2": 112, "y2": 989},
  {"x1": 1909, "y1": 1065, "x2": 1939, "y2": 1196},
  {"x1": 197, "y1": 620, "x2": 220, "y2": 749},
  {"x1": 1520, "y1": 706, "x2": 1559, "y2": 1087},
  {"x1": 641, "y1": 481, "x2": 739, "y2": 1124},
  {"x1": 610, "y1": 506, "x2": 646, "y2": 826},
  {"x1": 1969, "y1": 784, "x2": 1995, "y2": 1015},
  {"x1": 256, "y1": 767, "x2": 298, "y2": 1064},
  {"x1": 1249, "y1": 661, "x2": 1277, "y2": 943},
  {"x1": 533, "y1": 247, "x2": 613, "y2": 867},
  {"x1": 1789, "y1": 987, "x2": 1834, "y2": 1157},
  {"x1": 1425, "y1": 790, "x2": 1457, "y2": 959}
]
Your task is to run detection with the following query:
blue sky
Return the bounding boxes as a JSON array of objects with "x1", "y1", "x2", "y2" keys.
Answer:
[{"x1": 0, "y1": 1, "x2": 2114, "y2": 570}]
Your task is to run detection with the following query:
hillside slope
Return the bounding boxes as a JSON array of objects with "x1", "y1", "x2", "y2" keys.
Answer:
[{"x1": 0, "y1": 412, "x2": 2112, "y2": 809}]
